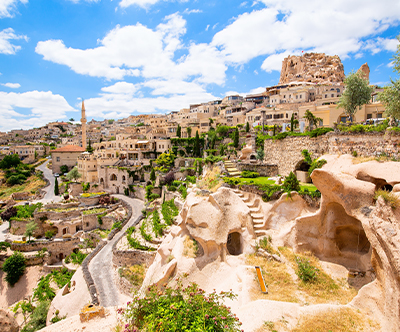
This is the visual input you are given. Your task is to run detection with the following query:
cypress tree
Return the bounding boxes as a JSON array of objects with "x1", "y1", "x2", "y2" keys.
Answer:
[
  {"x1": 54, "y1": 176, "x2": 59, "y2": 196},
  {"x1": 194, "y1": 131, "x2": 200, "y2": 157},
  {"x1": 176, "y1": 124, "x2": 181, "y2": 138},
  {"x1": 150, "y1": 168, "x2": 156, "y2": 182},
  {"x1": 233, "y1": 127, "x2": 239, "y2": 148},
  {"x1": 246, "y1": 122, "x2": 250, "y2": 133}
]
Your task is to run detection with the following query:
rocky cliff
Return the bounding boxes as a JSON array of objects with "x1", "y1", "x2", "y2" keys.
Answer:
[{"x1": 279, "y1": 52, "x2": 345, "y2": 84}]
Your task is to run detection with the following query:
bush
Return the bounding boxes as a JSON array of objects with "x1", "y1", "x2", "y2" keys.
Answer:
[
  {"x1": 7, "y1": 174, "x2": 27, "y2": 185},
  {"x1": 295, "y1": 256, "x2": 319, "y2": 283},
  {"x1": 178, "y1": 185, "x2": 187, "y2": 199},
  {"x1": 186, "y1": 175, "x2": 196, "y2": 184},
  {"x1": 60, "y1": 165, "x2": 69, "y2": 174},
  {"x1": 21, "y1": 301, "x2": 50, "y2": 332},
  {"x1": 163, "y1": 171, "x2": 175, "y2": 185},
  {"x1": 64, "y1": 251, "x2": 87, "y2": 265},
  {"x1": 161, "y1": 199, "x2": 179, "y2": 226},
  {"x1": 241, "y1": 170, "x2": 259, "y2": 178},
  {"x1": 1, "y1": 206, "x2": 17, "y2": 221},
  {"x1": 2, "y1": 251, "x2": 26, "y2": 286},
  {"x1": 282, "y1": 172, "x2": 300, "y2": 192},
  {"x1": 123, "y1": 279, "x2": 242, "y2": 331},
  {"x1": 223, "y1": 177, "x2": 240, "y2": 185}
]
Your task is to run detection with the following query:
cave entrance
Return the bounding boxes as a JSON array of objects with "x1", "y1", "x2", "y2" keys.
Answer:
[
  {"x1": 334, "y1": 224, "x2": 370, "y2": 254},
  {"x1": 227, "y1": 232, "x2": 242, "y2": 255}
]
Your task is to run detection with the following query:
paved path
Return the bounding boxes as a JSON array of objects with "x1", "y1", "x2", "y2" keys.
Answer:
[
  {"x1": 89, "y1": 195, "x2": 144, "y2": 307},
  {"x1": 36, "y1": 160, "x2": 62, "y2": 204}
]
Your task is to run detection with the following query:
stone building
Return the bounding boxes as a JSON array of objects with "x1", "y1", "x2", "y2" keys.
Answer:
[{"x1": 51, "y1": 145, "x2": 85, "y2": 174}]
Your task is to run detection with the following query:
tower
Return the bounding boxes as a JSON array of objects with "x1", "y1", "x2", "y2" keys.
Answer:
[{"x1": 81, "y1": 100, "x2": 87, "y2": 150}]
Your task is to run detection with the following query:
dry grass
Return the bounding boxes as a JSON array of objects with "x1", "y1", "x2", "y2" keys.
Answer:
[
  {"x1": 374, "y1": 189, "x2": 399, "y2": 209},
  {"x1": 119, "y1": 264, "x2": 146, "y2": 293},
  {"x1": 183, "y1": 235, "x2": 199, "y2": 258},
  {"x1": 0, "y1": 174, "x2": 46, "y2": 200},
  {"x1": 278, "y1": 247, "x2": 357, "y2": 305},
  {"x1": 246, "y1": 254, "x2": 299, "y2": 303},
  {"x1": 197, "y1": 166, "x2": 223, "y2": 192},
  {"x1": 352, "y1": 155, "x2": 394, "y2": 164},
  {"x1": 292, "y1": 307, "x2": 379, "y2": 332}
]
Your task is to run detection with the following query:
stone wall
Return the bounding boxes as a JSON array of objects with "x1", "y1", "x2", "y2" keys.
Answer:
[
  {"x1": 264, "y1": 131, "x2": 400, "y2": 176},
  {"x1": 112, "y1": 249, "x2": 155, "y2": 267},
  {"x1": 236, "y1": 162, "x2": 279, "y2": 177}
]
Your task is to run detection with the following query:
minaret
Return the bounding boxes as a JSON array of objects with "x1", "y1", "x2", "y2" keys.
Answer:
[{"x1": 81, "y1": 100, "x2": 87, "y2": 150}]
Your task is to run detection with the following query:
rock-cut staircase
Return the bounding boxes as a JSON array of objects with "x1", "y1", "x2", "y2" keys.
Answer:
[
  {"x1": 233, "y1": 189, "x2": 267, "y2": 238},
  {"x1": 224, "y1": 160, "x2": 241, "y2": 178}
]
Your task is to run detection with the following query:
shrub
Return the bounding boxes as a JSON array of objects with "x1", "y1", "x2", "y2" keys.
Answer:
[
  {"x1": 140, "y1": 220, "x2": 153, "y2": 242},
  {"x1": 2, "y1": 251, "x2": 26, "y2": 286},
  {"x1": 241, "y1": 170, "x2": 259, "y2": 178},
  {"x1": 64, "y1": 251, "x2": 87, "y2": 265},
  {"x1": 374, "y1": 189, "x2": 399, "y2": 209},
  {"x1": 1, "y1": 206, "x2": 17, "y2": 221},
  {"x1": 186, "y1": 175, "x2": 196, "y2": 184},
  {"x1": 161, "y1": 199, "x2": 179, "y2": 226},
  {"x1": 163, "y1": 171, "x2": 175, "y2": 185},
  {"x1": 7, "y1": 174, "x2": 27, "y2": 185},
  {"x1": 33, "y1": 275, "x2": 56, "y2": 301},
  {"x1": 151, "y1": 210, "x2": 165, "y2": 238},
  {"x1": 282, "y1": 172, "x2": 300, "y2": 193},
  {"x1": 60, "y1": 165, "x2": 69, "y2": 174},
  {"x1": 122, "y1": 279, "x2": 242, "y2": 332},
  {"x1": 223, "y1": 177, "x2": 241, "y2": 186},
  {"x1": 21, "y1": 300, "x2": 50, "y2": 332},
  {"x1": 178, "y1": 185, "x2": 187, "y2": 199},
  {"x1": 295, "y1": 256, "x2": 319, "y2": 283}
]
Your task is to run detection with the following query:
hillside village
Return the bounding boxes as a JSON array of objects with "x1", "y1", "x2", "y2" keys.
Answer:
[{"x1": 0, "y1": 52, "x2": 400, "y2": 332}]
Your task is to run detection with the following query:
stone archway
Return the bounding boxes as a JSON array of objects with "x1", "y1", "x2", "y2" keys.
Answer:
[
  {"x1": 110, "y1": 174, "x2": 117, "y2": 181},
  {"x1": 227, "y1": 232, "x2": 242, "y2": 256}
]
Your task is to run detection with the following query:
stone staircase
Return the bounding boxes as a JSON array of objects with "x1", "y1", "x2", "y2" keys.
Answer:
[
  {"x1": 224, "y1": 160, "x2": 241, "y2": 178},
  {"x1": 233, "y1": 189, "x2": 268, "y2": 238}
]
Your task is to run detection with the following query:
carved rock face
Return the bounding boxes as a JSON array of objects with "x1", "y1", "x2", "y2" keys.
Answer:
[
  {"x1": 0, "y1": 309, "x2": 19, "y2": 332},
  {"x1": 279, "y1": 52, "x2": 345, "y2": 84}
]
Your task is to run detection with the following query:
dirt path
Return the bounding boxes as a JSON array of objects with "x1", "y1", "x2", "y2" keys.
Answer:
[
  {"x1": 35, "y1": 160, "x2": 62, "y2": 204},
  {"x1": 88, "y1": 195, "x2": 144, "y2": 307}
]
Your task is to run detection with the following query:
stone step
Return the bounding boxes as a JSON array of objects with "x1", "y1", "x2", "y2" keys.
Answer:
[
  {"x1": 233, "y1": 189, "x2": 240, "y2": 193},
  {"x1": 255, "y1": 230, "x2": 268, "y2": 237},
  {"x1": 229, "y1": 172, "x2": 241, "y2": 176},
  {"x1": 236, "y1": 193, "x2": 244, "y2": 198},
  {"x1": 253, "y1": 223, "x2": 265, "y2": 229},
  {"x1": 251, "y1": 213, "x2": 264, "y2": 220},
  {"x1": 253, "y1": 219, "x2": 264, "y2": 225},
  {"x1": 249, "y1": 207, "x2": 261, "y2": 213}
]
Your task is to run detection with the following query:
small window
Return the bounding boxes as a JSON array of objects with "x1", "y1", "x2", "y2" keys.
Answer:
[
  {"x1": 56, "y1": 157, "x2": 60, "y2": 162},
  {"x1": 367, "y1": 114, "x2": 372, "y2": 119}
]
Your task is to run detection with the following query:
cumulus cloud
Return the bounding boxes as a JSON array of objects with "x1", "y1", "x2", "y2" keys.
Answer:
[
  {"x1": 0, "y1": 0, "x2": 27, "y2": 18},
  {"x1": 66, "y1": 0, "x2": 99, "y2": 3},
  {"x1": 0, "y1": 28, "x2": 27, "y2": 54},
  {"x1": 212, "y1": 0, "x2": 400, "y2": 71},
  {"x1": 0, "y1": 90, "x2": 76, "y2": 131},
  {"x1": 1, "y1": 82, "x2": 20, "y2": 88}
]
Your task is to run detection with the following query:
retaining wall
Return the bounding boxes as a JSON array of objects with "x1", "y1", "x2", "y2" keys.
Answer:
[{"x1": 264, "y1": 131, "x2": 400, "y2": 176}]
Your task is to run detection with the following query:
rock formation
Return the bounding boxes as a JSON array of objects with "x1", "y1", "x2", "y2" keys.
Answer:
[
  {"x1": 357, "y1": 62, "x2": 370, "y2": 82},
  {"x1": 279, "y1": 53, "x2": 345, "y2": 84},
  {"x1": 0, "y1": 309, "x2": 19, "y2": 332}
]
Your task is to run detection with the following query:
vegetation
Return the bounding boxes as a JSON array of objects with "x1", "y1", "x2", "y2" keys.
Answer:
[
  {"x1": 54, "y1": 176, "x2": 59, "y2": 195},
  {"x1": 301, "y1": 149, "x2": 327, "y2": 176},
  {"x1": 126, "y1": 226, "x2": 155, "y2": 251},
  {"x1": 161, "y1": 199, "x2": 179, "y2": 226},
  {"x1": 66, "y1": 167, "x2": 81, "y2": 181},
  {"x1": 374, "y1": 189, "x2": 399, "y2": 209},
  {"x1": 154, "y1": 150, "x2": 176, "y2": 173},
  {"x1": 337, "y1": 71, "x2": 373, "y2": 122},
  {"x1": 118, "y1": 264, "x2": 146, "y2": 291},
  {"x1": 304, "y1": 110, "x2": 322, "y2": 130},
  {"x1": 151, "y1": 209, "x2": 165, "y2": 237},
  {"x1": 24, "y1": 221, "x2": 38, "y2": 242},
  {"x1": 64, "y1": 250, "x2": 88, "y2": 265},
  {"x1": 282, "y1": 171, "x2": 300, "y2": 193},
  {"x1": 122, "y1": 278, "x2": 242, "y2": 332},
  {"x1": 0, "y1": 155, "x2": 34, "y2": 186},
  {"x1": 2, "y1": 251, "x2": 26, "y2": 286},
  {"x1": 241, "y1": 170, "x2": 259, "y2": 178},
  {"x1": 176, "y1": 124, "x2": 181, "y2": 138},
  {"x1": 60, "y1": 165, "x2": 69, "y2": 174},
  {"x1": 21, "y1": 300, "x2": 50, "y2": 332},
  {"x1": 233, "y1": 127, "x2": 239, "y2": 148},
  {"x1": 82, "y1": 207, "x2": 107, "y2": 215}
]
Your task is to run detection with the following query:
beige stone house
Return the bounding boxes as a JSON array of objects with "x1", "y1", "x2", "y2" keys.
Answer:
[{"x1": 51, "y1": 145, "x2": 85, "y2": 174}]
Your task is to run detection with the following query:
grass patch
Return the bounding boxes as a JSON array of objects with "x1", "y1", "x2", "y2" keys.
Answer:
[
  {"x1": 238, "y1": 177, "x2": 276, "y2": 186},
  {"x1": 197, "y1": 166, "x2": 223, "y2": 192},
  {"x1": 246, "y1": 254, "x2": 299, "y2": 303},
  {"x1": 278, "y1": 247, "x2": 357, "y2": 305},
  {"x1": 119, "y1": 264, "x2": 146, "y2": 293},
  {"x1": 257, "y1": 236, "x2": 280, "y2": 256},
  {"x1": 183, "y1": 236, "x2": 200, "y2": 258},
  {"x1": 0, "y1": 174, "x2": 46, "y2": 200},
  {"x1": 292, "y1": 307, "x2": 379, "y2": 332},
  {"x1": 82, "y1": 207, "x2": 108, "y2": 215},
  {"x1": 374, "y1": 189, "x2": 399, "y2": 209}
]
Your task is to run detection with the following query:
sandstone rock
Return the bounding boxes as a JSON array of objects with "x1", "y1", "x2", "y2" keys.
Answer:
[
  {"x1": 279, "y1": 53, "x2": 345, "y2": 85},
  {"x1": 357, "y1": 62, "x2": 370, "y2": 82},
  {"x1": 0, "y1": 309, "x2": 19, "y2": 332}
]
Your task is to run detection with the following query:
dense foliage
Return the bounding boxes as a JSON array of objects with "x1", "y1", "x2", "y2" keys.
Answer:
[
  {"x1": 2, "y1": 251, "x2": 26, "y2": 286},
  {"x1": 161, "y1": 199, "x2": 179, "y2": 226},
  {"x1": 122, "y1": 280, "x2": 242, "y2": 332}
]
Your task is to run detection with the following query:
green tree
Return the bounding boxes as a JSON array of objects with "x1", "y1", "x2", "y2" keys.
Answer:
[
  {"x1": 290, "y1": 114, "x2": 299, "y2": 132},
  {"x1": 25, "y1": 221, "x2": 38, "y2": 242},
  {"x1": 194, "y1": 131, "x2": 201, "y2": 157},
  {"x1": 186, "y1": 127, "x2": 192, "y2": 138},
  {"x1": 150, "y1": 168, "x2": 156, "y2": 182},
  {"x1": 0, "y1": 154, "x2": 21, "y2": 169},
  {"x1": 337, "y1": 71, "x2": 373, "y2": 122},
  {"x1": 155, "y1": 150, "x2": 176, "y2": 172},
  {"x1": 209, "y1": 118, "x2": 214, "y2": 126},
  {"x1": 0, "y1": 241, "x2": 11, "y2": 252},
  {"x1": 54, "y1": 176, "x2": 59, "y2": 196},
  {"x1": 69, "y1": 118, "x2": 75, "y2": 121},
  {"x1": 256, "y1": 147, "x2": 265, "y2": 161},
  {"x1": 246, "y1": 121, "x2": 250, "y2": 133},
  {"x1": 21, "y1": 300, "x2": 50, "y2": 332},
  {"x1": 379, "y1": 35, "x2": 400, "y2": 121},
  {"x1": 2, "y1": 251, "x2": 26, "y2": 286},
  {"x1": 233, "y1": 127, "x2": 239, "y2": 148},
  {"x1": 66, "y1": 167, "x2": 81, "y2": 182},
  {"x1": 60, "y1": 165, "x2": 69, "y2": 174},
  {"x1": 176, "y1": 124, "x2": 181, "y2": 138},
  {"x1": 304, "y1": 110, "x2": 322, "y2": 130},
  {"x1": 282, "y1": 171, "x2": 300, "y2": 193},
  {"x1": 86, "y1": 139, "x2": 94, "y2": 153}
]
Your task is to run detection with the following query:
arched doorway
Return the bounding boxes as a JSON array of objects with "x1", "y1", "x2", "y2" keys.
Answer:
[
  {"x1": 110, "y1": 174, "x2": 117, "y2": 181},
  {"x1": 227, "y1": 232, "x2": 242, "y2": 255}
]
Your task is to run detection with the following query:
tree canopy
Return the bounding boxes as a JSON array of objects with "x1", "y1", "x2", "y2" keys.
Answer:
[
  {"x1": 66, "y1": 167, "x2": 81, "y2": 181},
  {"x1": 337, "y1": 71, "x2": 373, "y2": 121}
]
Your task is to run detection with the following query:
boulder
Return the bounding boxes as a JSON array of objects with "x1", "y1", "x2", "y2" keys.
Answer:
[{"x1": 0, "y1": 309, "x2": 19, "y2": 332}]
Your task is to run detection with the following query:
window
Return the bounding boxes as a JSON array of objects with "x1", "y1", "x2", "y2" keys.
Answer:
[
  {"x1": 286, "y1": 113, "x2": 288, "y2": 118},
  {"x1": 377, "y1": 113, "x2": 383, "y2": 118},
  {"x1": 367, "y1": 114, "x2": 372, "y2": 119},
  {"x1": 331, "y1": 94, "x2": 334, "y2": 98},
  {"x1": 56, "y1": 157, "x2": 60, "y2": 162},
  {"x1": 325, "y1": 94, "x2": 328, "y2": 98}
]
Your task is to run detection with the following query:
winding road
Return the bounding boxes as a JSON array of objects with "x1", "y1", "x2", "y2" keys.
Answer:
[
  {"x1": 89, "y1": 195, "x2": 144, "y2": 307},
  {"x1": 36, "y1": 160, "x2": 62, "y2": 204}
]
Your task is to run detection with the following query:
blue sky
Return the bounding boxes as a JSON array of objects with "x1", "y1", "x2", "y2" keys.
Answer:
[{"x1": 0, "y1": 0, "x2": 399, "y2": 132}]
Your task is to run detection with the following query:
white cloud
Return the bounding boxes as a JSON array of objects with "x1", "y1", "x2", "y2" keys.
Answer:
[
  {"x1": 261, "y1": 51, "x2": 291, "y2": 73},
  {"x1": 183, "y1": 8, "x2": 202, "y2": 14},
  {"x1": 0, "y1": 0, "x2": 27, "y2": 18},
  {"x1": 66, "y1": 0, "x2": 100, "y2": 3},
  {"x1": 0, "y1": 90, "x2": 76, "y2": 131},
  {"x1": 1, "y1": 82, "x2": 20, "y2": 88},
  {"x1": 363, "y1": 37, "x2": 399, "y2": 54},
  {"x1": 119, "y1": 0, "x2": 161, "y2": 9},
  {"x1": 212, "y1": 0, "x2": 400, "y2": 72},
  {"x1": 101, "y1": 81, "x2": 140, "y2": 95},
  {"x1": 0, "y1": 28, "x2": 27, "y2": 54}
]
